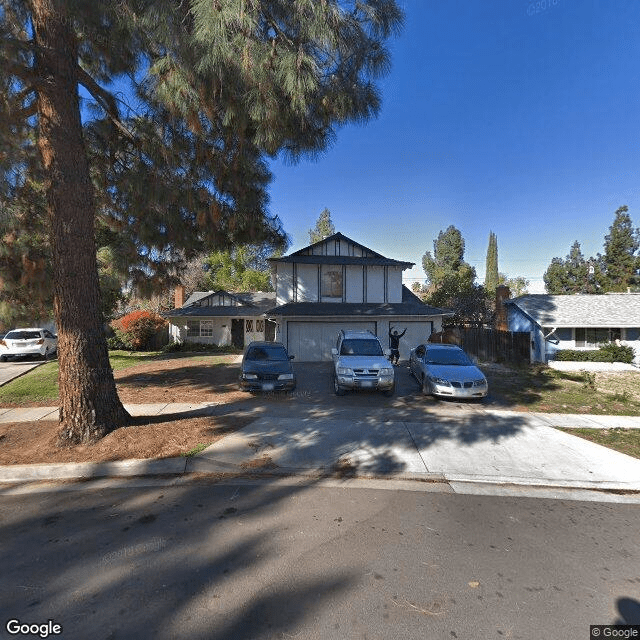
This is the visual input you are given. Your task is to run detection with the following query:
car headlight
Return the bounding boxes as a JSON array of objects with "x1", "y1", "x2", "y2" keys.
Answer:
[
  {"x1": 473, "y1": 378, "x2": 487, "y2": 387},
  {"x1": 278, "y1": 373, "x2": 294, "y2": 380},
  {"x1": 337, "y1": 367, "x2": 353, "y2": 375},
  {"x1": 429, "y1": 376, "x2": 451, "y2": 386},
  {"x1": 243, "y1": 373, "x2": 258, "y2": 380},
  {"x1": 380, "y1": 367, "x2": 394, "y2": 375}
]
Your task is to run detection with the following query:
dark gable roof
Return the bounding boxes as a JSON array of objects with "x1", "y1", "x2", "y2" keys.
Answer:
[
  {"x1": 506, "y1": 293, "x2": 640, "y2": 327},
  {"x1": 265, "y1": 286, "x2": 451, "y2": 318},
  {"x1": 269, "y1": 231, "x2": 414, "y2": 268},
  {"x1": 166, "y1": 290, "x2": 276, "y2": 318}
]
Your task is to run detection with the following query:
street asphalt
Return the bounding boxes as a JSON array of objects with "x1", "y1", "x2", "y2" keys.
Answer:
[{"x1": 1, "y1": 402, "x2": 640, "y2": 502}]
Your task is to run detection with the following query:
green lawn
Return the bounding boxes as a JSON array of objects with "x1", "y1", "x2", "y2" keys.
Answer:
[
  {"x1": 0, "y1": 351, "x2": 238, "y2": 405},
  {"x1": 0, "y1": 350, "x2": 162, "y2": 404},
  {"x1": 559, "y1": 428, "x2": 640, "y2": 460},
  {"x1": 484, "y1": 365, "x2": 640, "y2": 416}
]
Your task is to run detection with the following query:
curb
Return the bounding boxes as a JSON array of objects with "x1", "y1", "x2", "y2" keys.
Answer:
[{"x1": 1, "y1": 456, "x2": 639, "y2": 498}]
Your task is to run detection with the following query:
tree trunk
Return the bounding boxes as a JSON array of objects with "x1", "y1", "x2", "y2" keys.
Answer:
[{"x1": 31, "y1": 0, "x2": 130, "y2": 443}]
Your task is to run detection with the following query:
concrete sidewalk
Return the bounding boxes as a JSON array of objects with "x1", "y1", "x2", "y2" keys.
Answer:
[{"x1": 1, "y1": 403, "x2": 640, "y2": 502}]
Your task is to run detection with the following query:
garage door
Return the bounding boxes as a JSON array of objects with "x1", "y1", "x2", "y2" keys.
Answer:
[
  {"x1": 392, "y1": 321, "x2": 433, "y2": 360},
  {"x1": 287, "y1": 321, "x2": 377, "y2": 361}
]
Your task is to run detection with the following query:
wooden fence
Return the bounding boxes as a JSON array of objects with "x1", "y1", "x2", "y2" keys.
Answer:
[{"x1": 456, "y1": 327, "x2": 531, "y2": 365}]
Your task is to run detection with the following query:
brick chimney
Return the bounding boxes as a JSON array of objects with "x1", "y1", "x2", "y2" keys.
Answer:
[
  {"x1": 495, "y1": 285, "x2": 510, "y2": 331},
  {"x1": 174, "y1": 285, "x2": 186, "y2": 309}
]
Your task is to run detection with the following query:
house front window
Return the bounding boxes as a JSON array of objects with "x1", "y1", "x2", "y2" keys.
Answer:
[
  {"x1": 246, "y1": 319, "x2": 253, "y2": 332},
  {"x1": 256, "y1": 319, "x2": 265, "y2": 333},
  {"x1": 200, "y1": 320, "x2": 214, "y2": 337},
  {"x1": 187, "y1": 320, "x2": 199, "y2": 337},
  {"x1": 575, "y1": 327, "x2": 621, "y2": 347},
  {"x1": 187, "y1": 320, "x2": 214, "y2": 338},
  {"x1": 321, "y1": 266, "x2": 343, "y2": 297}
]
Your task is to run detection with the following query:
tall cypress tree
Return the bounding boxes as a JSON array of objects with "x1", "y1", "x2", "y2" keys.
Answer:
[
  {"x1": 601, "y1": 206, "x2": 640, "y2": 292},
  {"x1": 484, "y1": 231, "x2": 499, "y2": 294},
  {"x1": 1, "y1": 0, "x2": 404, "y2": 443}
]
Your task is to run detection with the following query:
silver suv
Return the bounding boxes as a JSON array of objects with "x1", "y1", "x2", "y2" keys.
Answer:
[{"x1": 331, "y1": 329, "x2": 395, "y2": 396}]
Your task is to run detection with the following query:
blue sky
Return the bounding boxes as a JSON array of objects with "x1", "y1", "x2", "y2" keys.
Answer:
[{"x1": 267, "y1": 0, "x2": 640, "y2": 292}]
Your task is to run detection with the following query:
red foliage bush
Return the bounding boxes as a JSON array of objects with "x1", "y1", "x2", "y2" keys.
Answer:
[{"x1": 111, "y1": 310, "x2": 167, "y2": 351}]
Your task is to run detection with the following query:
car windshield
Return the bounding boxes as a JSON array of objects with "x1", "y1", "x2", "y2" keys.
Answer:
[
  {"x1": 426, "y1": 349, "x2": 473, "y2": 366},
  {"x1": 5, "y1": 330, "x2": 41, "y2": 340},
  {"x1": 245, "y1": 346, "x2": 289, "y2": 361},
  {"x1": 340, "y1": 339, "x2": 383, "y2": 356}
]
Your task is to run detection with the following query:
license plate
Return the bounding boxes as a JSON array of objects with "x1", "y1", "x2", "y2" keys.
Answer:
[
  {"x1": 360, "y1": 380, "x2": 373, "y2": 388},
  {"x1": 262, "y1": 383, "x2": 275, "y2": 391}
]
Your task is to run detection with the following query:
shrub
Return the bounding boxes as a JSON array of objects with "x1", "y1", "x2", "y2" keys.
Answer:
[
  {"x1": 106, "y1": 335, "x2": 126, "y2": 350},
  {"x1": 554, "y1": 343, "x2": 634, "y2": 364},
  {"x1": 111, "y1": 311, "x2": 167, "y2": 351}
]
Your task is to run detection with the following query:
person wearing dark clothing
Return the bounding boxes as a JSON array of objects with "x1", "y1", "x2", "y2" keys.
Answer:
[{"x1": 388, "y1": 325, "x2": 406, "y2": 365}]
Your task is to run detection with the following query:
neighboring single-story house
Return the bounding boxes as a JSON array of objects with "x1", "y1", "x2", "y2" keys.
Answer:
[
  {"x1": 166, "y1": 288, "x2": 276, "y2": 348},
  {"x1": 264, "y1": 232, "x2": 451, "y2": 361},
  {"x1": 503, "y1": 293, "x2": 640, "y2": 363}
]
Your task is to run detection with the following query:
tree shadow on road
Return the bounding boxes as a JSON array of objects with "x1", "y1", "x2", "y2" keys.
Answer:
[{"x1": 0, "y1": 476, "x2": 358, "y2": 640}]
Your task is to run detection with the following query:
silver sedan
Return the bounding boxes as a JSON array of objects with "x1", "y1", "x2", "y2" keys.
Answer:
[{"x1": 409, "y1": 343, "x2": 488, "y2": 399}]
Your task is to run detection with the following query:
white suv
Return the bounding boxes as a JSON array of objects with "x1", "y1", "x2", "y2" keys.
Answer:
[{"x1": 331, "y1": 330, "x2": 395, "y2": 396}]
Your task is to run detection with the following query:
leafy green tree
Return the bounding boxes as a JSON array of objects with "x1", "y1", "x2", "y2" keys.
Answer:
[
  {"x1": 543, "y1": 241, "x2": 599, "y2": 294},
  {"x1": 497, "y1": 274, "x2": 530, "y2": 297},
  {"x1": 600, "y1": 206, "x2": 640, "y2": 292},
  {"x1": 1, "y1": 0, "x2": 403, "y2": 443},
  {"x1": 422, "y1": 226, "x2": 491, "y2": 324},
  {"x1": 204, "y1": 244, "x2": 282, "y2": 292},
  {"x1": 422, "y1": 225, "x2": 476, "y2": 295},
  {"x1": 484, "y1": 231, "x2": 499, "y2": 294},
  {"x1": 309, "y1": 208, "x2": 336, "y2": 244}
]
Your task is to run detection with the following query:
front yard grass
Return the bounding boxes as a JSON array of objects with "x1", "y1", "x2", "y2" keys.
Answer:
[
  {"x1": 0, "y1": 351, "x2": 231, "y2": 405},
  {"x1": 558, "y1": 428, "x2": 640, "y2": 459},
  {"x1": 483, "y1": 364, "x2": 640, "y2": 415}
]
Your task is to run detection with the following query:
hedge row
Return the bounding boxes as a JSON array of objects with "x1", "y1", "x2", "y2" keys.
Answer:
[{"x1": 554, "y1": 343, "x2": 634, "y2": 364}]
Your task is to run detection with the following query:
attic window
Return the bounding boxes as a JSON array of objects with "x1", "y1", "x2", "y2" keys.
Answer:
[{"x1": 321, "y1": 266, "x2": 343, "y2": 297}]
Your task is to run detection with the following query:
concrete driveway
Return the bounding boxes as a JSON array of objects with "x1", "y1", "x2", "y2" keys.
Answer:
[{"x1": 0, "y1": 359, "x2": 46, "y2": 387}]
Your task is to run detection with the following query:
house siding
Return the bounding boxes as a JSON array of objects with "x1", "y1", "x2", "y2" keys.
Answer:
[
  {"x1": 276, "y1": 262, "x2": 294, "y2": 305},
  {"x1": 366, "y1": 266, "x2": 385, "y2": 303},
  {"x1": 345, "y1": 265, "x2": 364, "y2": 302},
  {"x1": 296, "y1": 263, "x2": 318, "y2": 302},
  {"x1": 387, "y1": 267, "x2": 403, "y2": 303}
]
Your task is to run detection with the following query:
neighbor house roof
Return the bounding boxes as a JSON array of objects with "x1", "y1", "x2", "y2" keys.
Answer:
[
  {"x1": 505, "y1": 293, "x2": 640, "y2": 328},
  {"x1": 268, "y1": 232, "x2": 414, "y2": 269},
  {"x1": 166, "y1": 291, "x2": 276, "y2": 318},
  {"x1": 265, "y1": 286, "x2": 451, "y2": 318}
]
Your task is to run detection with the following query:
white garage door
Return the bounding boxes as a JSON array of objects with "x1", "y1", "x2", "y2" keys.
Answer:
[
  {"x1": 287, "y1": 321, "x2": 377, "y2": 361},
  {"x1": 391, "y1": 321, "x2": 433, "y2": 360}
]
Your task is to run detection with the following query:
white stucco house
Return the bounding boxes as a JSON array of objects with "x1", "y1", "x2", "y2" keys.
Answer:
[
  {"x1": 166, "y1": 288, "x2": 276, "y2": 348},
  {"x1": 264, "y1": 232, "x2": 451, "y2": 361},
  {"x1": 503, "y1": 293, "x2": 640, "y2": 364}
]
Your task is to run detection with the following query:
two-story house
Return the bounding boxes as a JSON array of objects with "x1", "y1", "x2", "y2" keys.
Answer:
[{"x1": 265, "y1": 232, "x2": 450, "y2": 361}]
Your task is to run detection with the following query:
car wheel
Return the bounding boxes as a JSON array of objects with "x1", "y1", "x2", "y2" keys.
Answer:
[
  {"x1": 334, "y1": 375, "x2": 346, "y2": 396},
  {"x1": 0, "y1": 355, "x2": 6, "y2": 362}
]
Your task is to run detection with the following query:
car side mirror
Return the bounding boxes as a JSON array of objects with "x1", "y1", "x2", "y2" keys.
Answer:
[
  {"x1": 289, "y1": 355, "x2": 295, "y2": 360},
  {"x1": 331, "y1": 348, "x2": 338, "y2": 356}
]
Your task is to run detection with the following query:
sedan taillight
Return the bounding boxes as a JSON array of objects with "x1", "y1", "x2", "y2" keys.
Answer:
[{"x1": 0, "y1": 340, "x2": 5, "y2": 347}]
